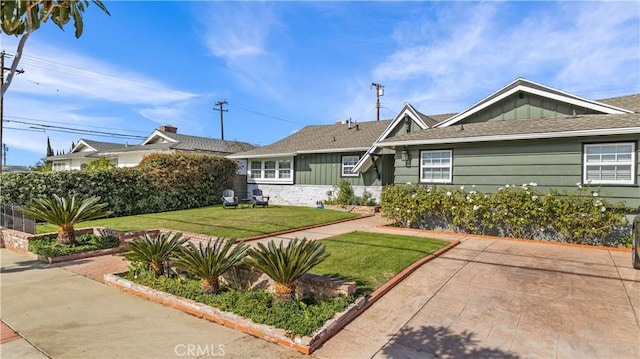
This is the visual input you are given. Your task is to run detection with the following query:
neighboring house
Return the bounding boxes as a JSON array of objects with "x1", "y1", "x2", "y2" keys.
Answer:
[
  {"x1": 232, "y1": 78, "x2": 639, "y2": 208},
  {"x1": 228, "y1": 120, "x2": 394, "y2": 205},
  {"x1": 1, "y1": 165, "x2": 30, "y2": 172},
  {"x1": 46, "y1": 125, "x2": 257, "y2": 171}
]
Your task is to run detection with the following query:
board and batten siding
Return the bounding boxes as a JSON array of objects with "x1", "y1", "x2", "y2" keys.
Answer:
[
  {"x1": 295, "y1": 152, "x2": 383, "y2": 186},
  {"x1": 393, "y1": 135, "x2": 640, "y2": 208},
  {"x1": 461, "y1": 92, "x2": 599, "y2": 124}
]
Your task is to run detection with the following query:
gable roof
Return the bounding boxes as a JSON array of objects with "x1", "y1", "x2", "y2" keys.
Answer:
[
  {"x1": 228, "y1": 120, "x2": 392, "y2": 159},
  {"x1": 142, "y1": 130, "x2": 257, "y2": 153},
  {"x1": 72, "y1": 139, "x2": 127, "y2": 153},
  {"x1": 377, "y1": 112, "x2": 640, "y2": 147},
  {"x1": 434, "y1": 78, "x2": 633, "y2": 128}
]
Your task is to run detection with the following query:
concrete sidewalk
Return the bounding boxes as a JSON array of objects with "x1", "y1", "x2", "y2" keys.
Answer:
[{"x1": 2, "y1": 214, "x2": 639, "y2": 358}]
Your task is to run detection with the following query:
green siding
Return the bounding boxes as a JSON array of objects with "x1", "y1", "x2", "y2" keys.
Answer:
[
  {"x1": 295, "y1": 152, "x2": 382, "y2": 186},
  {"x1": 388, "y1": 118, "x2": 421, "y2": 138},
  {"x1": 393, "y1": 135, "x2": 640, "y2": 208},
  {"x1": 462, "y1": 93, "x2": 600, "y2": 124}
]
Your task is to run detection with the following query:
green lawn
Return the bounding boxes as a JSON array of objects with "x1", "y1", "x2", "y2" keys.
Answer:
[
  {"x1": 311, "y1": 232, "x2": 448, "y2": 295},
  {"x1": 37, "y1": 205, "x2": 359, "y2": 239}
]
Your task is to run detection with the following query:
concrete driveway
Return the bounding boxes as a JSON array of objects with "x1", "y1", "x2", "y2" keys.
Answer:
[{"x1": 315, "y1": 231, "x2": 640, "y2": 358}]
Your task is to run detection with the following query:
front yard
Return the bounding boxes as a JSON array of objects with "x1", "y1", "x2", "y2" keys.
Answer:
[{"x1": 36, "y1": 205, "x2": 359, "y2": 239}]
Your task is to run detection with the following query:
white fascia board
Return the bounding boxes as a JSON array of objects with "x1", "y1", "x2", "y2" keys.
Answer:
[
  {"x1": 72, "y1": 140, "x2": 96, "y2": 153},
  {"x1": 226, "y1": 152, "x2": 295, "y2": 159},
  {"x1": 436, "y1": 81, "x2": 632, "y2": 128},
  {"x1": 376, "y1": 103, "x2": 430, "y2": 142},
  {"x1": 141, "y1": 130, "x2": 178, "y2": 145},
  {"x1": 353, "y1": 103, "x2": 429, "y2": 173},
  {"x1": 353, "y1": 153, "x2": 374, "y2": 172},
  {"x1": 297, "y1": 147, "x2": 370, "y2": 154},
  {"x1": 377, "y1": 127, "x2": 640, "y2": 147}
]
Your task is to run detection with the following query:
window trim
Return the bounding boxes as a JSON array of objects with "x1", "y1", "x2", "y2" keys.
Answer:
[
  {"x1": 247, "y1": 157, "x2": 294, "y2": 184},
  {"x1": 419, "y1": 149, "x2": 453, "y2": 184},
  {"x1": 341, "y1": 155, "x2": 360, "y2": 177},
  {"x1": 582, "y1": 142, "x2": 636, "y2": 185}
]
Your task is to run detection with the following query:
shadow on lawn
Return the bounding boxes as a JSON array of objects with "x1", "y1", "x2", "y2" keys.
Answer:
[{"x1": 382, "y1": 325, "x2": 520, "y2": 359}]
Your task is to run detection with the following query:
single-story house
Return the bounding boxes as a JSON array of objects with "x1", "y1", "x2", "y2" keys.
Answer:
[
  {"x1": 227, "y1": 119, "x2": 394, "y2": 205},
  {"x1": 47, "y1": 125, "x2": 257, "y2": 171},
  {"x1": 231, "y1": 78, "x2": 639, "y2": 209}
]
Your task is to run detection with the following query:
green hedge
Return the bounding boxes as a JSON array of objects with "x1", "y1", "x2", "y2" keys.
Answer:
[
  {"x1": 0, "y1": 153, "x2": 236, "y2": 217},
  {"x1": 381, "y1": 183, "x2": 630, "y2": 246}
]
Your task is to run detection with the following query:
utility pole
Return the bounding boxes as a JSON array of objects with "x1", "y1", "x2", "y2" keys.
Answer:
[
  {"x1": 214, "y1": 100, "x2": 228, "y2": 140},
  {"x1": 371, "y1": 82, "x2": 384, "y2": 121},
  {"x1": 2, "y1": 144, "x2": 7, "y2": 166},
  {"x1": 1, "y1": 51, "x2": 24, "y2": 174}
]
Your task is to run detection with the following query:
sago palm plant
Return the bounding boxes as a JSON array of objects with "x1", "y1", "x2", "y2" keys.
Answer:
[
  {"x1": 23, "y1": 194, "x2": 111, "y2": 245},
  {"x1": 173, "y1": 238, "x2": 249, "y2": 294},
  {"x1": 124, "y1": 232, "x2": 188, "y2": 276},
  {"x1": 245, "y1": 238, "x2": 329, "y2": 301}
]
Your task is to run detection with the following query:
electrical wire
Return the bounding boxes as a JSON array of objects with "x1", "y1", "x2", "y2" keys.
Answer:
[{"x1": 5, "y1": 119, "x2": 146, "y2": 140}]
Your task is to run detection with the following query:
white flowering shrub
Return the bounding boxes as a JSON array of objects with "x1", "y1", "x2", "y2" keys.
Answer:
[{"x1": 381, "y1": 183, "x2": 630, "y2": 246}]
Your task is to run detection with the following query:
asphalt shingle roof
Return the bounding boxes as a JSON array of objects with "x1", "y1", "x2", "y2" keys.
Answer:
[
  {"x1": 79, "y1": 139, "x2": 128, "y2": 152},
  {"x1": 231, "y1": 120, "x2": 393, "y2": 157},
  {"x1": 378, "y1": 113, "x2": 640, "y2": 144},
  {"x1": 159, "y1": 131, "x2": 257, "y2": 153},
  {"x1": 598, "y1": 94, "x2": 640, "y2": 113}
]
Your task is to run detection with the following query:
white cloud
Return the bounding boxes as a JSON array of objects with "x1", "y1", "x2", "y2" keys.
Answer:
[
  {"x1": 2, "y1": 38, "x2": 198, "y2": 105},
  {"x1": 368, "y1": 2, "x2": 639, "y2": 115},
  {"x1": 196, "y1": 2, "x2": 286, "y2": 101}
]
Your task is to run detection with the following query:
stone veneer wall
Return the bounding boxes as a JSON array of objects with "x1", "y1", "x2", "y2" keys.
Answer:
[{"x1": 246, "y1": 184, "x2": 382, "y2": 207}]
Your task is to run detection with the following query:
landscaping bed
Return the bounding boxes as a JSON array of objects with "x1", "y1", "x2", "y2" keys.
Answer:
[{"x1": 108, "y1": 232, "x2": 454, "y2": 354}]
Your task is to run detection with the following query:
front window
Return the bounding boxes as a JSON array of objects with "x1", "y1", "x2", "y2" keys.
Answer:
[
  {"x1": 247, "y1": 158, "x2": 294, "y2": 184},
  {"x1": 420, "y1": 150, "x2": 452, "y2": 183},
  {"x1": 584, "y1": 143, "x2": 635, "y2": 185},
  {"x1": 278, "y1": 160, "x2": 291, "y2": 179},
  {"x1": 250, "y1": 161, "x2": 262, "y2": 179},
  {"x1": 342, "y1": 155, "x2": 359, "y2": 177}
]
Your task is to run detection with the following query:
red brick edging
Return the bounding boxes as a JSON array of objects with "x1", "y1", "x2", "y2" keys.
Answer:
[
  {"x1": 377, "y1": 225, "x2": 632, "y2": 253},
  {"x1": 103, "y1": 239, "x2": 459, "y2": 355}
]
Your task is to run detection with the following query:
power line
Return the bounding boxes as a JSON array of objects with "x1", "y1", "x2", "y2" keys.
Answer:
[
  {"x1": 4, "y1": 51, "x2": 194, "y2": 97},
  {"x1": 3, "y1": 115, "x2": 149, "y2": 134},
  {"x1": 214, "y1": 100, "x2": 228, "y2": 140},
  {"x1": 5, "y1": 119, "x2": 146, "y2": 140}
]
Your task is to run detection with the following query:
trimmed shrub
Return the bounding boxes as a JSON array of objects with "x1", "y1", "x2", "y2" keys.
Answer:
[
  {"x1": 0, "y1": 153, "x2": 237, "y2": 216},
  {"x1": 381, "y1": 183, "x2": 630, "y2": 246}
]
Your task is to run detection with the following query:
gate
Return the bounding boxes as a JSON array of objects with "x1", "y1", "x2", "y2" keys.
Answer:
[{"x1": 0, "y1": 204, "x2": 36, "y2": 234}]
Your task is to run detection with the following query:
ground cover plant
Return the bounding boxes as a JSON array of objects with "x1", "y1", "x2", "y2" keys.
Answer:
[
  {"x1": 310, "y1": 232, "x2": 448, "y2": 294},
  {"x1": 37, "y1": 205, "x2": 359, "y2": 239},
  {"x1": 122, "y1": 270, "x2": 353, "y2": 337},
  {"x1": 28, "y1": 233, "x2": 119, "y2": 258}
]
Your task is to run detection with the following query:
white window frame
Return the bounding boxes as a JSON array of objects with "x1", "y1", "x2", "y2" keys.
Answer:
[
  {"x1": 420, "y1": 150, "x2": 453, "y2": 183},
  {"x1": 247, "y1": 157, "x2": 294, "y2": 184},
  {"x1": 341, "y1": 155, "x2": 359, "y2": 177},
  {"x1": 583, "y1": 142, "x2": 636, "y2": 185}
]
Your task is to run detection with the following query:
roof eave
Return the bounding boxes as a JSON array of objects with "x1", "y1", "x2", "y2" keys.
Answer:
[{"x1": 376, "y1": 127, "x2": 640, "y2": 147}]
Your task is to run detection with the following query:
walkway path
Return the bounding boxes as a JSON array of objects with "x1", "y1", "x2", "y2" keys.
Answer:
[{"x1": 2, "y1": 214, "x2": 639, "y2": 358}]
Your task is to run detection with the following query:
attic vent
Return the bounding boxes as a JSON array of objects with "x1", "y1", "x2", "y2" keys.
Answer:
[{"x1": 160, "y1": 125, "x2": 177, "y2": 133}]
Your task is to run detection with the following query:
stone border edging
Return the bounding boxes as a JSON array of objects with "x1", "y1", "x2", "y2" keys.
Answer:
[
  {"x1": 103, "y1": 238, "x2": 460, "y2": 355},
  {"x1": 378, "y1": 225, "x2": 632, "y2": 253}
]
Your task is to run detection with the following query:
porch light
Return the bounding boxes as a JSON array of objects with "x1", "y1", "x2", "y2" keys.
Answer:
[{"x1": 400, "y1": 149, "x2": 410, "y2": 161}]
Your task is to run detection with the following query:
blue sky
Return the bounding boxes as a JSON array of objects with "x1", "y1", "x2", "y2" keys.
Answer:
[{"x1": 2, "y1": 1, "x2": 639, "y2": 166}]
